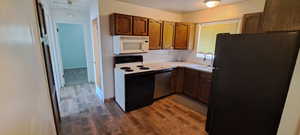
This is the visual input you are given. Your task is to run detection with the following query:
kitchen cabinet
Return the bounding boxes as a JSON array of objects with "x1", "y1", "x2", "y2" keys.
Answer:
[
  {"x1": 187, "y1": 23, "x2": 196, "y2": 50},
  {"x1": 183, "y1": 68, "x2": 199, "y2": 98},
  {"x1": 162, "y1": 21, "x2": 175, "y2": 49},
  {"x1": 197, "y1": 71, "x2": 212, "y2": 104},
  {"x1": 174, "y1": 23, "x2": 189, "y2": 49},
  {"x1": 133, "y1": 16, "x2": 149, "y2": 36},
  {"x1": 171, "y1": 67, "x2": 184, "y2": 93},
  {"x1": 242, "y1": 12, "x2": 263, "y2": 34},
  {"x1": 263, "y1": 0, "x2": 300, "y2": 32},
  {"x1": 173, "y1": 67, "x2": 212, "y2": 104},
  {"x1": 110, "y1": 13, "x2": 132, "y2": 35},
  {"x1": 149, "y1": 19, "x2": 162, "y2": 50}
]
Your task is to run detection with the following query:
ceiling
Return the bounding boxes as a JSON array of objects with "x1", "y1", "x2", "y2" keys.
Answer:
[
  {"x1": 117, "y1": 0, "x2": 246, "y2": 13},
  {"x1": 50, "y1": 0, "x2": 90, "y2": 10}
]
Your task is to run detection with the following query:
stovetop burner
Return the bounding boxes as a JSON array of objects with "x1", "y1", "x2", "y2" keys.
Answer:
[
  {"x1": 139, "y1": 67, "x2": 150, "y2": 70},
  {"x1": 120, "y1": 67, "x2": 131, "y2": 70},
  {"x1": 137, "y1": 65, "x2": 144, "y2": 68},
  {"x1": 125, "y1": 69, "x2": 134, "y2": 72}
]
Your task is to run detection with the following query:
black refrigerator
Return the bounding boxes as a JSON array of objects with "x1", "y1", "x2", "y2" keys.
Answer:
[{"x1": 206, "y1": 31, "x2": 300, "y2": 135}]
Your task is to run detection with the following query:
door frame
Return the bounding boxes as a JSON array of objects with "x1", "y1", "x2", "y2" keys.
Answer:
[
  {"x1": 35, "y1": 1, "x2": 61, "y2": 135},
  {"x1": 54, "y1": 21, "x2": 96, "y2": 85},
  {"x1": 91, "y1": 17, "x2": 104, "y2": 100}
]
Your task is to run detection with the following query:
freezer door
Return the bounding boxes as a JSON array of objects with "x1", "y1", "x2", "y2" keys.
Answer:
[{"x1": 207, "y1": 32, "x2": 300, "y2": 135}]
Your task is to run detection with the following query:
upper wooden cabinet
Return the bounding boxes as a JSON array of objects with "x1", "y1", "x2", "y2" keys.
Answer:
[
  {"x1": 187, "y1": 23, "x2": 196, "y2": 50},
  {"x1": 242, "y1": 12, "x2": 263, "y2": 34},
  {"x1": 174, "y1": 23, "x2": 189, "y2": 49},
  {"x1": 133, "y1": 16, "x2": 149, "y2": 36},
  {"x1": 110, "y1": 13, "x2": 132, "y2": 35},
  {"x1": 148, "y1": 19, "x2": 162, "y2": 50},
  {"x1": 263, "y1": 0, "x2": 300, "y2": 32},
  {"x1": 162, "y1": 21, "x2": 175, "y2": 49}
]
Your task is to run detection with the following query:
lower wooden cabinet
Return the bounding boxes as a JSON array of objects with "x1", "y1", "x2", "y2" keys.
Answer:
[
  {"x1": 172, "y1": 67, "x2": 212, "y2": 104},
  {"x1": 197, "y1": 72, "x2": 212, "y2": 103},
  {"x1": 171, "y1": 67, "x2": 184, "y2": 93},
  {"x1": 183, "y1": 68, "x2": 199, "y2": 98}
]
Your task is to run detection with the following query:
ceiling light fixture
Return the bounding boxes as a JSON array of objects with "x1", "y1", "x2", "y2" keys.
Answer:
[{"x1": 204, "y1": 0, "x2": 221, "y2": 8}]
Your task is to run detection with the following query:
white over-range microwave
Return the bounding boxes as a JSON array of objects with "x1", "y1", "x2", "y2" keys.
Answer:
[{"x1": 113, "y1": 36, "x2": 149, "y2": 54}]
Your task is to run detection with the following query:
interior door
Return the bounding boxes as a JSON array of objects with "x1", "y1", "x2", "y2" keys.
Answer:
[
  {"x1": 92, "y1": 18, "x2": 102, "y2": 89},
  {"x1": 36, "y1": 1, "x2": 61, "y2": 134}
]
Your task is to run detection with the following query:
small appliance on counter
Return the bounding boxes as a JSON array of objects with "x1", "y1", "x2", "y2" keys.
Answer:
[{"x1": 113, "y1": 36, "x2": 149, "y2": 54}]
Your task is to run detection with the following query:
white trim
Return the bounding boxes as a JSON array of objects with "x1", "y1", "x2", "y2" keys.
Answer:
[
  {"x1": 199, "y1": 18, "x2": 242, "y2": 26},
  {"x1": 63, "y1": 66, "x2": 88, "y2": 70},
  {"x1": 55, "y1": 22, "x2": 95, "y2": 85}
]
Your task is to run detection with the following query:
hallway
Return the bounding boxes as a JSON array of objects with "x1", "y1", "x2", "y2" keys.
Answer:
[
  {"x1": 59, "y1": 83, "x2": 102, "y2": 117},
  {"x1": 64, "y1": 68, "x2": 89, "y2": 86}
]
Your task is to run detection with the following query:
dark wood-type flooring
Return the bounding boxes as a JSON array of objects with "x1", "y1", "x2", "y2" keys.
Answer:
[{"x1": 60, "y1": 95, "x2": 208, "y2": 135}]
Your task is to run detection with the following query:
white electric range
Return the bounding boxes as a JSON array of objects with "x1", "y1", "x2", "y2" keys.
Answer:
[{"x1": 114, "y1": 55, "x2": 174, "y2": 112}]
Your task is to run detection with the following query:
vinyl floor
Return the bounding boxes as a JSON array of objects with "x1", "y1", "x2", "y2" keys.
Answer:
[{"x1": 60, "y1": 94, "x2": 208, "y2": 135}]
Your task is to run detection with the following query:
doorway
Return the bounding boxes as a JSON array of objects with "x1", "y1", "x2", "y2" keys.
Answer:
[
  {"x1": 36, "y1": 0, "x2": 105, "y2": 134},
  {"x1": 57, "y1": 23, "x2": 89, "y2": 86}
]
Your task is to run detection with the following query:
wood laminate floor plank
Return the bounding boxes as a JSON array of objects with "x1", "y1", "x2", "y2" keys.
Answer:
[{"x1": 60, "y1": 94, "x2": 208, "y2": 135}]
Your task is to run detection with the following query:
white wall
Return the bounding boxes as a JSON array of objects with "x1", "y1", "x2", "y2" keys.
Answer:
[
  {"x1": 51, "y1": 8, "x2": 96, "y2": 83},
  {"x1": 277, "y1": 52, "x2": 300, "y2": 135},
  {"x1": 99, "y1": 0, "x2": 183, "y2": 99},
  {"x1": 181, "y1": 0, "x2": 266, "y2": 64},
  {"x1": 182, "y1": 0, "x2": 266, "y2": 23},
  {"x1": 0, "y1": 0, "x2": 56, "y2": 134}
]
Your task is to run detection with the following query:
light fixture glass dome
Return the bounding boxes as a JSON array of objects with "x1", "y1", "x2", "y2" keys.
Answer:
[{"x1": 204, "y1": 0, "x2": 221, "y2": 8}]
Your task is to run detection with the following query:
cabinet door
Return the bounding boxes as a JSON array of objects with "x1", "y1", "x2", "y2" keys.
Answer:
[
  {"x1": 263, "y1": 0, "x2": 300, "y2": 32},
  {"x1": 198, "y1": 72, "x2": 212, "y2": 104},
  {"x1": 133, "y1": 16, "x2": 148, "y2": 36},
  {"x1": 162, "y1": 21, "x2": 175, "y2": 49},
  {"x1": 242, "y1": 12, "x2": 263, "y2": 34},
  {"x1": 174, "y1": 23, "x2": 188, "y2": 49},
  {"x1": 183, "y1": 68, "x2": 198, "y2": 98},
  {"x1": 171, "y1": 67, "x2": 184, "y2": 94},
  {"x1": 110, "y1": 14, "x2": 132, "y2": 35},
  {"x1": 149, "y1": 19, "x2": 162, "y2": 50},
  {"x1": 187, "y1": 23, "x2": 196, "y2": 50}
]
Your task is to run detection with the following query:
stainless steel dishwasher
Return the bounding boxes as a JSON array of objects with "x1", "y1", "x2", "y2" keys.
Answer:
[{"x1": 154, "y1": 69, "x2": 174, "y2": 99}]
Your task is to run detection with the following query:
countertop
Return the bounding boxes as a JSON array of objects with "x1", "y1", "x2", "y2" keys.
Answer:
[{"x1": 144, "y1": 62, "x2": 213, "y2": 73}]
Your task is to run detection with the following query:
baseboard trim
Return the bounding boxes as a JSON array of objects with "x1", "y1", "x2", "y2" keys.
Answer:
[
  {"x1": 63, "y1": 66, "x2": 87, "y2": 70},
  {"x1": 95, "y1": 87, "x2": 104, "y2": 102}
]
